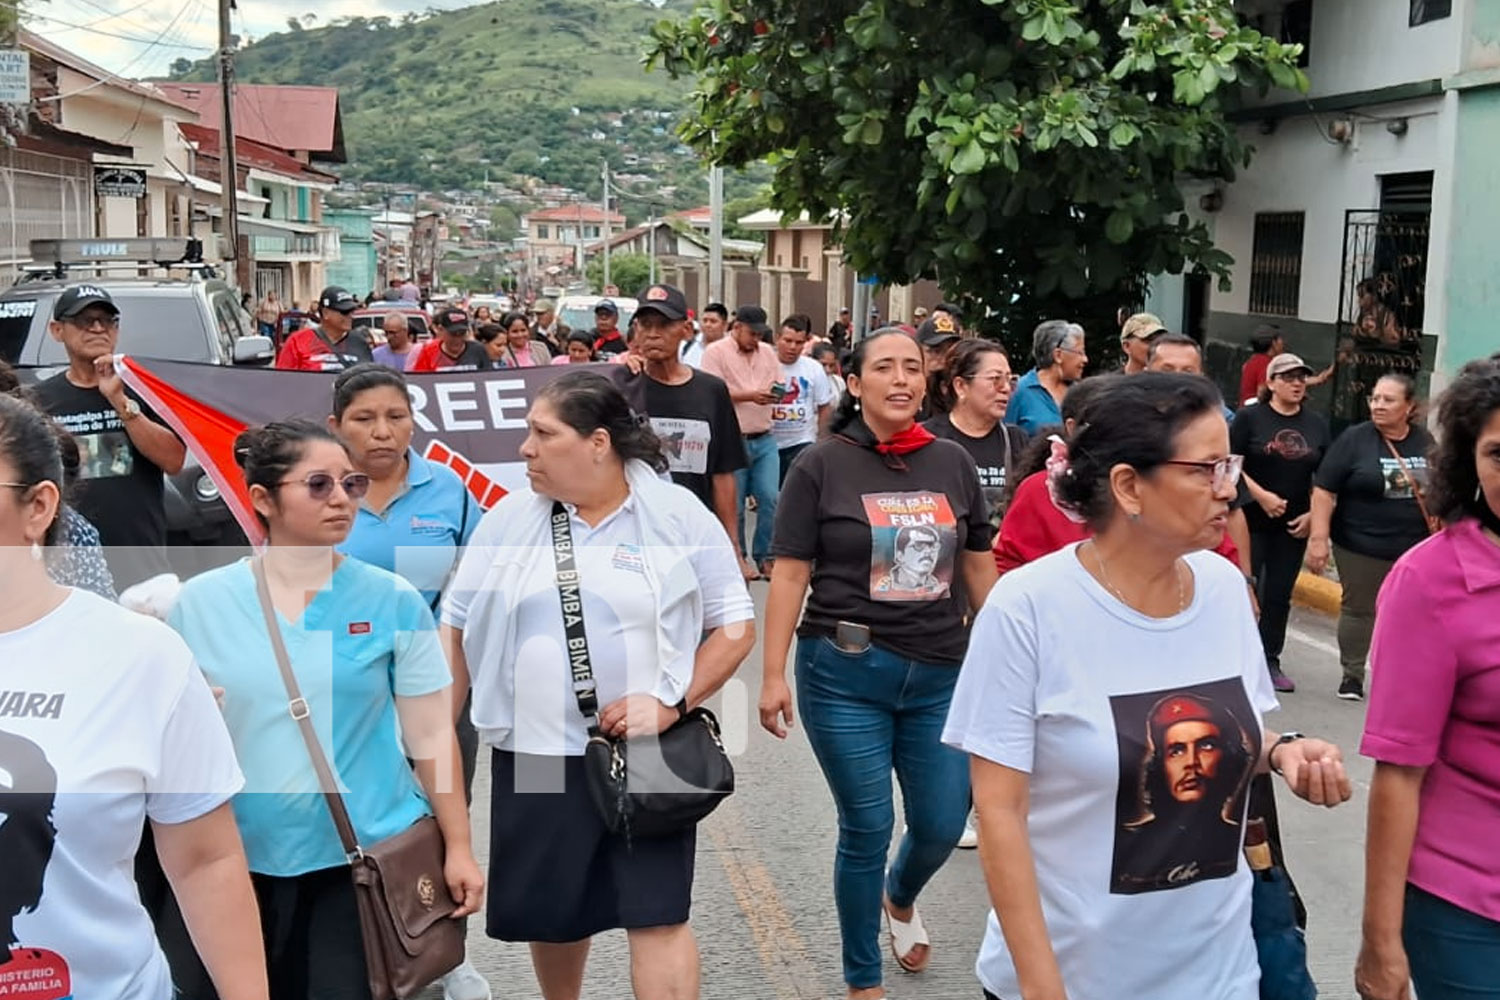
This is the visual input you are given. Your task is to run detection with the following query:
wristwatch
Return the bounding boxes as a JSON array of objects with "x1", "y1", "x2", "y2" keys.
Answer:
[
  {"x1": 1269, "y1": 731, "x2": 1305, "y2": 775},
  {"x1": 116, "y1": 398, "x2": 141, "y2": 422},
  {"x1": 673, "y1": 699, "x2": 688, "y2": 722}
]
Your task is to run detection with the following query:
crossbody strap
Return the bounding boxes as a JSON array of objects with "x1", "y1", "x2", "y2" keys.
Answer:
[
  {"x1": 550, "y1": 502, "x2": 601, "y2": 736},
  {"x1": 1381, "y1": 434, "x2": 1435, "y2": 531},
  {"x1": 252, "y1": 557, "x2": 365, "y2": 861}
]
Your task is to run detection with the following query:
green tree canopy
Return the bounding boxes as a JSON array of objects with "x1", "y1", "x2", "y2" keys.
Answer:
[
  {"x1": 586, "y1": 252, "x2": 653, "y2": 297},
  {"x1": 648, "y1": 0, "x2": 1307, "y2": 351}
]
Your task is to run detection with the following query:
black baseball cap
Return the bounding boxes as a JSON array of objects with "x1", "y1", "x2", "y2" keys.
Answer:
[
  {"x1": 437, "y1": 308, "x2": 470, "y2": 333},
  {"x1": 318, "y1": 286, "x2": 359, "y2": 313},
  {"x1": 53, "y1": 283, "x2": 119, "y2": 321},
  {"x1": 635, "y1": 284, "x2": 689, "y2": 321},
  {"x1": 594, "y1": 299, "x2": 619, "y2": 316},
  {"x1": 916, "y1": 314, "x2": 960, "y2": 347},
  {"x1": 734, "y1": 304, "x2": 771, "y2": 337}
]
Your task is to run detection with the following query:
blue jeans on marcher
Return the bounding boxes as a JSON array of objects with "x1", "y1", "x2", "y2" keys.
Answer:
[
  {"x1": 795, "y1": 635, "x2": 972, "y2": 989},
  {"x1": 1405, "y1": 884, "x2": 1500, "y2": 998},
  {"x1": 735, "y1": 432, "x2": 779, "y2": 565}
]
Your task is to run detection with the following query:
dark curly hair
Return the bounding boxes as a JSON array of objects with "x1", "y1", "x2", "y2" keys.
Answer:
[
  {"x1": 1052, "y1": 373, "x2": 1225, "y2": 530},
  {"x1": 1428, "y1": 357, "x2": 1500, "y2": 523}
]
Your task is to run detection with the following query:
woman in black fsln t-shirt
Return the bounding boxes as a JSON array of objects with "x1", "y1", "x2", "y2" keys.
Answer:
[
  {"x1": 760, "y1": 330, "x2": 998, "y2": 999},
  {"x1": 1229, "y1": 354, "x2": 1330, "y2": 693}
]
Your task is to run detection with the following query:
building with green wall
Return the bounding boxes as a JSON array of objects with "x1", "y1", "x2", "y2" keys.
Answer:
[{"x1": 324, "y1": 208, "x2": 377, "y2": 299}]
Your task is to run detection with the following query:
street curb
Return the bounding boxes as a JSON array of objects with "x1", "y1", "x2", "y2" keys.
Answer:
[{"x1": 1293, "y1": 571, "x2": 1341, "y2": 616}]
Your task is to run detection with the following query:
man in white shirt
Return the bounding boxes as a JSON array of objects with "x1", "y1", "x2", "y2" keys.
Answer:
[
  {"x1": 771, "y1": 316, "x2": 834, "y2": 483},
  {"x1": 681, "y1": 301, "x2": 728, "y2": 368}
]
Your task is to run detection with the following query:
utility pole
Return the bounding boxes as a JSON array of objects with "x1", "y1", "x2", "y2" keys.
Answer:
[
  {"x1": 601, "y1": 161, "x2": 611, "y2": 292},
  {"x1": 648, "y1": 202, "x2": 657, "y2": 285},
  {"x1": 708, "y1": 164, "x2": 723, "y2": 302},
  {"x1": 217, "y1": 0, "x2": 241, "y2": 274}
]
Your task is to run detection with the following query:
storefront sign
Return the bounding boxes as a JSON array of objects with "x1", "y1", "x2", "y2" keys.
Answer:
[{"x1": 94, "y1": 166, "x2": 148, "y2": 200}]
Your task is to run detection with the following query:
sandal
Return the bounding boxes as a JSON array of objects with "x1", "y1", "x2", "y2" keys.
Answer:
[{"x1": 884, "y1": 899, "x2": 930, "y2": 973}]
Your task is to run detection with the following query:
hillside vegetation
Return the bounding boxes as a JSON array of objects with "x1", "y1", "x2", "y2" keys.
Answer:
[{"x1": 167, "y1": 0, "x2": 759, "y2": 207}]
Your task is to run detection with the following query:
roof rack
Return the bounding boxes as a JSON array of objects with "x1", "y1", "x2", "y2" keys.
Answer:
[{"x1": 22, "y1": 238, "x2": 219, "y2": 282}]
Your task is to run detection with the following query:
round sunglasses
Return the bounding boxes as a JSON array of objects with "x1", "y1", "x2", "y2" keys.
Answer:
[{"x1": 278, "y1": 472, "x2": 370, "y2": 502}]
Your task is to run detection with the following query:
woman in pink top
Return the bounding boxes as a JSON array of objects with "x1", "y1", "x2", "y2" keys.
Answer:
[
  {"x1": 1356, "y1": 357, "x2": 1500, "y2": 1000},
  {"x1": 494, "y1": 310, "x2": 551, "y2": 368}
]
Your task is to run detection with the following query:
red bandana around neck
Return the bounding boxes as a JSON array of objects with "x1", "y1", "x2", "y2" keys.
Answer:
[{"x1": 875, "y1": 423, "x2": 936, "y2": 455}]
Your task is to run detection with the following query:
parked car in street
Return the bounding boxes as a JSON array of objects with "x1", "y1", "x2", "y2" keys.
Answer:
[
  {"x1": 556, "y1": 294, "x2": 638, "y2": 334},
  {"x1": 351, "y1": 302, "x2": 432, "y2": 344},
  {"x1": 1, "y1": 238, "x2": 271, "y2": 555}
]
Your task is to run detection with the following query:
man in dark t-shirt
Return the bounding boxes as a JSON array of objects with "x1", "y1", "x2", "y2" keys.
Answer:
[
  {"x1": 616, "y1": 283, "x2": 751, "y2": 576},
  {"x1": 408, "y1": 309, "x2": 490, "y2": 372},
  {"x1": 33, "y1": 285, "x2": 187, "y2": 588},
  {"x1": 591, "y1": 300, "x2": 628, "y2": 358}
]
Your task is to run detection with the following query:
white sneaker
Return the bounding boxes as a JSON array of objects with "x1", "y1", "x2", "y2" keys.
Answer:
[
  {"x1": 442, "y1": 960, "x2": 492, "y2": 1000},
  {"x1": 956, "y1": 817, "x2": 979, "y2": 850}
]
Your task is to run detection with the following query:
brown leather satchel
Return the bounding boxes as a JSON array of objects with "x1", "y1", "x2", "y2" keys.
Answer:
[
  {"x1": 253, "y1": 558, "x2": 465, "y2": 1000},
  {"x1": 1381, "y1": 434, "x2": 1442, "y2": 536}
]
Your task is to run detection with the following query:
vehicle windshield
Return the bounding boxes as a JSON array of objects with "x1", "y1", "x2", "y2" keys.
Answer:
[
  {"x1": 560, "y1": 302, "x2": 636, "y2": 332},
  {"x1": 35, "y1": 294, "x2": 211, "y2": 364}
]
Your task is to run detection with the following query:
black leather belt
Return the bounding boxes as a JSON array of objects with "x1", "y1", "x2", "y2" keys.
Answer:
[{"x1": 745, "y1": 430, "x2": 770, "y2": 440}]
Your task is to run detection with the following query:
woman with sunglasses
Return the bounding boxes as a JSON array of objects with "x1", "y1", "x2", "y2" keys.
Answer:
[
  {"x1": 168, "y1": 420, "x2": 483, "y2": 999},
  {"x1": 761, "y1": 329, "x2": 998, "y2": 1000},
  {"x1": 1230, "y1": 353, "x2": 1331, "y2": 693},
  {"x1": 945, "y1": 373, "x2": 1351, "y2": 1000}
]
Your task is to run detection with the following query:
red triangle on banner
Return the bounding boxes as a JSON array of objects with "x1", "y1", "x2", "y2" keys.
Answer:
[{"x1": 117, "y1": 356, "x2": 263, "y2": 545}]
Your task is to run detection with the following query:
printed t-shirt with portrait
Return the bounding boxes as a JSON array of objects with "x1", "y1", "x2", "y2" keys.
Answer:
[
  {"x1": 772, "y1": 435, "x2": 992, "y2": 664},
  {"x1": 274, "y1": 325, "x2": 375, "y2": 372},
  {"x1": 943, "y1": 546, "x2": 1276, "y2": 1000},
  {"x1": 638, "y1": 370, "x2": 747, "y2": 510},
  {"x1": 1228, "y1": 403, "x2": 1330, "y2": 530},
  {"x1": 924, "y1": 413, "x2": 1030, "y2": 528},
  {"x1": 167, "y1": 557, "x2": 451, "y2": 876},
  {"x1": 33, "y1": 373, "x2": 179, "y2": 586},
  {"x1": 771, "y1": 354, "x2": 836, "y2": 450},
  {"x1": 1313, "y1": 421, "x2": 1433, "y2": 561},
  {"x1": 407, "y1": 338, "x2": 491, "y2": 373},
  {"x1": 1, "y1": 589, "x2": 243, "y2": 1000}
]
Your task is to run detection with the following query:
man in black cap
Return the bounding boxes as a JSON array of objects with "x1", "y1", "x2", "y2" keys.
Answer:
[
  {"x1": 618, "y1": 283, "x2": 749, "y2": 570},
  {"x1": 916, "y1": 313, "x2": 962, "y2": 375},
  {"x1": 828, "y1": 305, "x2": 852, "y2": 352},
  {"x1": 34, "y1": 284, "x2": 187, "y2": 588},
  {"x1": 408, "y1": 308, "x2": 490, "y2": 372},
  {"x1": 591, "y1": 299, "x2": 628, "y2": 358},
  {"x1": 274, "y1": 285, "x2": 373, "y2": 371}
]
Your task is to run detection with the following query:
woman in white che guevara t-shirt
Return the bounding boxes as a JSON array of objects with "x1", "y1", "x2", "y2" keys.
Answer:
[{"x1": 943, "y1": 373, "x2": 1353, "y2": 1000}]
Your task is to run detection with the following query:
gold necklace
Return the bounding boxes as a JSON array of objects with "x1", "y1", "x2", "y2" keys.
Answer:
[{"x1": 1092, "y1": 543, "x2": 1187, "y2": 616}]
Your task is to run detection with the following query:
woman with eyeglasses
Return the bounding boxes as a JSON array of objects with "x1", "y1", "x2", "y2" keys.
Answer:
[
  {"x1": 167, "y1": 420, "x2": 483, "y2": 999},
  {"x1": 925, "y1": 340, "x2": 1029, "y2": 529},
  {"x1": 0, "y1": 392, "x2": 267, "y2": 1000},
  {"x1": 1305, "y1": 374, "x2": 1432, "y2": 702},
  {"x1": 945, "y1": 373, "x2": 1351, "y2": 1000},
  {"x1": 1230, "y1": 354, "x2": 1331, "y2": 693},
  {"x1": 761, "y1": 330, "x2": 998, "y2": 1000}
]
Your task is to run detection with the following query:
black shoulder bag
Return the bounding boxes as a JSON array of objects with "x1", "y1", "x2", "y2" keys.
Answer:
[{"x1": 549, "y1": 501, "x2": 734, "y2": 838}]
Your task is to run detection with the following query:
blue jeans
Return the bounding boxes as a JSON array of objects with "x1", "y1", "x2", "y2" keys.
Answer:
[
  {"x1": 1405, "y1": 884, "x2": 1500, "y2": 998},
  {"x1": 734, "y1": 432, "x2": 780, "y2": 564},
  {"x1": 795, "y1": 636, "x2": 972, "y2": 989}
]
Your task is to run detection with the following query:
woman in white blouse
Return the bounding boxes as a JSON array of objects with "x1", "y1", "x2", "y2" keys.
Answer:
[{"x1": 441, "y1": 370, "x2": 755, "y2": 1000}]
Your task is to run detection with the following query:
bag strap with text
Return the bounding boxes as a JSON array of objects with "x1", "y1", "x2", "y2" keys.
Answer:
[
  {"x1": 1381, "y1": 434, "x2": 1437, "y2": 534},
  {"x1": 252, "y1": 557, "x2": 366, "y2": 860},
  {"x1": 550, "y1": 502, "x2": 602, "y2": 736}
]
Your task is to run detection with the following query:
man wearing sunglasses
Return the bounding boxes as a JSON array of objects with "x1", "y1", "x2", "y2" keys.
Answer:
[{"x1": 34, "y1": 285, "x2": 186, "y2": 589}]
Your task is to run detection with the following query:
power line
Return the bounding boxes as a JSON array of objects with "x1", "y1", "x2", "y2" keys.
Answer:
[
  {"x1": 33, "y1": 0, "x2": 208, "y2": 103},
  {"x1": 24, "y1": 10, "x2": 210, "y2": 48},
  {"x1": 61, "y1": 0, "x2": 162, "y2": 33}
]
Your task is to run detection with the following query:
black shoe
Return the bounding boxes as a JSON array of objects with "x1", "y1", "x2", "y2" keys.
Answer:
[{"x1": 1337, "y1": 678, "x2": 1365, "y2": 701}]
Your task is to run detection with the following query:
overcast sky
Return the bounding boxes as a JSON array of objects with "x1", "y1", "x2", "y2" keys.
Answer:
[{"x1": 29, "y1": 0, "x2": 483, "y2": 78}]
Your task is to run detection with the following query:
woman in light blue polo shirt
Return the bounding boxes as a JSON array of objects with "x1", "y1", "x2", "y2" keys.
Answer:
[{"x1": 169, "y1": 419, "x2": 483, "y2": 1000}]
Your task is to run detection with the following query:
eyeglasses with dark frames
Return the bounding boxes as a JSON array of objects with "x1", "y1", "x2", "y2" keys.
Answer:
[
  {"x1": 65, "y1": 314, "x2": 119, "y2": 331},
  {"x1": 277, "y1": 473, "x2": 370, "y2": 502},
  {"x1": 1162, "y1": 455, "x2": 1244, "y2": 493}
]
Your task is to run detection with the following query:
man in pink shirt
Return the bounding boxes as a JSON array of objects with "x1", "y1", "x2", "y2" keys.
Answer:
[{"x1": 701, "y1": 304, "x2": 782, "y2": 576}]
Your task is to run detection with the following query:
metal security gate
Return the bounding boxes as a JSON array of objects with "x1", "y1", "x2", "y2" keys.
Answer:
[{"x1": 1330, "y1": 209, "x2": 1429, "y2": 431}]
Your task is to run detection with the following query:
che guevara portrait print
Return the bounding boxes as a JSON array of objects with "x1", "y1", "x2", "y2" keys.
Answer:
[{"x1": 1108, "y1": 677, "x2": 1261, "y2": 895}]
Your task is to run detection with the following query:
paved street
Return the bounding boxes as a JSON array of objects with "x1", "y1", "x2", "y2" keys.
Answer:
[{"x1": 447, "y1": 587, "x2": 1372, "y2": 1000}]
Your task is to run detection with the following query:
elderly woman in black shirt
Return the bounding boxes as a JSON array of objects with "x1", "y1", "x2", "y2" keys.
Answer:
[{"x1": 760, "y1": 329, "x2": 998, "y2": 1000}]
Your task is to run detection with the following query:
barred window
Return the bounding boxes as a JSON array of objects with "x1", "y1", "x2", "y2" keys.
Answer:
[{"x1": 1248, "y1": 212, "x2": 1305, "y2": 317}]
